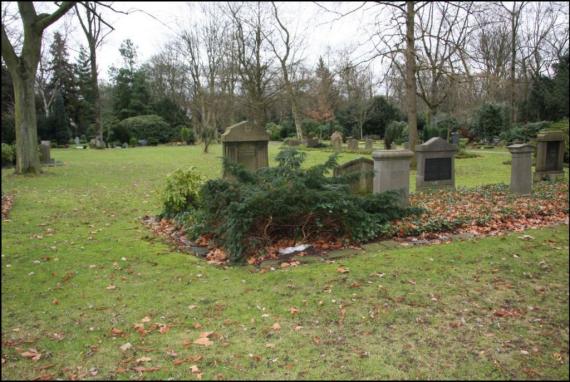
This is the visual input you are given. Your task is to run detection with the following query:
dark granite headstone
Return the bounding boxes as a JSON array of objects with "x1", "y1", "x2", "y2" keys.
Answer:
[{"x1": 424, "y1": 158, "x2": 452, "y2": 181}]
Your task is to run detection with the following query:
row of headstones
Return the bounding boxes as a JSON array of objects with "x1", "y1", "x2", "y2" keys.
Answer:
[
  {"x1": 331, "y1": 133, "x2": 374, "y2": 151},
  {"x1": 220, "y1": 121, "x2": 565, "y2": 204},
  {"x1": 369, "y1": 130, "x2": 565, "y2": 205}
]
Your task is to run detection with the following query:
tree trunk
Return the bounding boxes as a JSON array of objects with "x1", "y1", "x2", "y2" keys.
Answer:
[
  {"x1": 13, "y1": 75, "x2": 41, "y2": 174},
  {"x1": 291, "y1": 100, "x2": 303, "y2": 140},
  {"x1": 406, "y1": 1, "x2": 418, "y2": 154},
  {"x1": 89, "y1": 43, "x2": 103, "y2": 142},
  {"x1": 510, "y1": 10, "x2": 517, "y2": 124}
]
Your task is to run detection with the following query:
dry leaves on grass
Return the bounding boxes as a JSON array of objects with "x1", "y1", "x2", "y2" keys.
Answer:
[
  {"x1": 20, "y1": 348, "x2": 41, "y2": 361},
  {"x1": 1, "y1": 193, "x2": 14, "y2": 220}
]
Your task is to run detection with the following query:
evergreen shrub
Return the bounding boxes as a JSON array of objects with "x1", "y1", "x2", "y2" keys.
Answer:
[{"x1": 172, "y1": 149, "x2": 421, "y2": 263}]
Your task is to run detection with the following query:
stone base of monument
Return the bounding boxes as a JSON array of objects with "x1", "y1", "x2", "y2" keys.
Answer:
[{"x1": 372, "y1": 149, "x2": 413, "y2": 206}]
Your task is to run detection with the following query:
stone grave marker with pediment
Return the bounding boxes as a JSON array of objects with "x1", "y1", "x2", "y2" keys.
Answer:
[
  {"x1": 415, "y1": 137, "x2": 458, "y2": 190},
  {"x1": 534, "y1": 130, "x2": 565, "y2": 181},
  {"x1": 221, "y1": 120, "x2": 269, "y2": 178},
  {"x1": 331, "y1": 131, "x2": 343, "y2": 152},
  {"x1": 333, "y1": 157, "x2": 374, "y2": 194}
]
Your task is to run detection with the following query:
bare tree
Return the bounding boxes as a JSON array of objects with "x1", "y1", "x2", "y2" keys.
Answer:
[
  {"x1": 178, "y1": 4, "x2": 227, "y2": 153},
  {"x1": 1, "y1": 1, "x2": 76, "y2": 174},
  {"x1": 415, "y1": 2, "x2": 474, "y2": 127},
  {"x1": 226, "y1": 2, "x2": 276, "y2": 130},
  {"x1": 265, "y1": 2, "x2": 305, "y2": 139},
  {"x1": 74, "y1": 1, "x2": 115, "y2": 144}
]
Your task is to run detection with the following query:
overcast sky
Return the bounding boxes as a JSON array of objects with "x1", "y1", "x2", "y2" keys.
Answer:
[{"x1": 22, "y1": 1, "x2": 380, "y2": 84}]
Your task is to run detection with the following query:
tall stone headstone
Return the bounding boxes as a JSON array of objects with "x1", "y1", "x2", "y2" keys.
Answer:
[
  {"x1": 534, "y1": 130, "x2": 565, "y2": 181},
  {"x1": 372, "y1": 150, "x2": 414, "y2": 206},
  {"x1": 221, "y1": 120, "x2": 269, "y2": 178},
  {"x1": 333, "y1": 157, "x2": 374, "y2": 194},
  {"x1": 347, "y1": 138, "x2": 359, "y2": 151},
  {"x1": 450, "y1": 132, "x2": 459, "y2": 145},
  {"x1": 39, "y1": 141, "x2": 51, "y2": 164},
  {"x1": 365, "y1": 139, "x2": 373, "y2": 150},
  {"x1": 507, "y1": 143, "x2": 533, "y2": 195},
  {"x1": 74, "y1": 136, "x2": 80, "y2": 145},
  {"x1": 330, "y1": 131, "x2": 343, "y2": 152},
  {"x1": 415, "y1": 137, "x2": 458, "y2": 190}
]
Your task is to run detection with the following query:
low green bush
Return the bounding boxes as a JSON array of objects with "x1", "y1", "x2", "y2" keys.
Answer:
[
  {"x1": 160, "y1": 167, "x2": 205, "y2": 220},
  {"x1": 119, "y1": 115, "x2": 176, "y2": 144},
  {"x1": 180, "y1": 148, "x2": 421, "y2": 263},
  {"x1": 1, "y1": 143, "x2": 15, "y2": 167},
  {"x1": 266, "y1": 122, "x2": 283, "y2": 141},
  {"x1": 180, "y1": 126, "x2": 195, "y2": 145},
  {"x1": 500, "y1": 121, "x2": 551, "y2": 144},
  {"x1": 129, "y1": 137, "x2": 138, "y2": 147}
]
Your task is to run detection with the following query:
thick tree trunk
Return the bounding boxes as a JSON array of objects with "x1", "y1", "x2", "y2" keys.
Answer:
[
  {"x1": 406, "y1": 1, "x2": 418, "y2": 153},
  {"x1": 13, "y1": 75, "x2": 41, "y2": 174},
  {"x1": 510, "y1": 10, "x2": 517, "y2": 124},
  {"x1": 89, "y1": 43, "x2": 103, "y2": 142},
  {"x1": 291, "y1": 100, "x2": 303, "y2": 140}
]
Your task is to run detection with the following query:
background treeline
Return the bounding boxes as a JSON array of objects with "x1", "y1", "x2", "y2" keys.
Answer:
[{"x1": 1, "y1": 2, "x2": 568, "y2": 151}]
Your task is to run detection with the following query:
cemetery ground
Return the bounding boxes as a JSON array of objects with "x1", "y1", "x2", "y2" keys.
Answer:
[{"x1": 1, "y1": 143, "x2": 569, "y2": 380}]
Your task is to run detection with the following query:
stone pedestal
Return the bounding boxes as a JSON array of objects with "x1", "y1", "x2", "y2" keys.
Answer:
[
  {"x1": 221, "y1": 120, "x2": 269, "y2": 178},
  {"x1": 507, "y1": 143, "x2": 533, "y2": 195},
  {"x1": 39, "y1": 141, "x2": 51, "y2": 163},
  {"x1": 372, "y1": 149, "x2": 414, "y2": 205},
  {"x1": 535, "y1": 130, "x2": 565, "y2": 181},
  {"x1": 415, "y1": 137, "x2": 458, "y2": 190}
]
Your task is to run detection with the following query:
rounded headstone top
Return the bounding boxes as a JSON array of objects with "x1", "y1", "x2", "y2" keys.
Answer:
[
  {"x1": 221, "y1": 120, "x2": 269, "y2": 143},
  {"x1": 372, "y1": 149, "x2": 414, "y2": 160},
  {"x1": 415, "y1": 137, "x2": 458, "y2": 152}
]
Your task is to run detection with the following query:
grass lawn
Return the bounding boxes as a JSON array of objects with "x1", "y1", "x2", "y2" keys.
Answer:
[{"x1": 2, "y1": 143, "x2": 569, "y2": 380}]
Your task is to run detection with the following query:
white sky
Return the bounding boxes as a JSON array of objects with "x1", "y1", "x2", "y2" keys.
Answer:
[{"x1": 47, "y1": 1, "x2": 382, "y2": 84}]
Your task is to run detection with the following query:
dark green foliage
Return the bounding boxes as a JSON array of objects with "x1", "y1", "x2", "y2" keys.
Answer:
[
  {"x1": 500, "y1": 121, "x2": 551, "y2": 144},
  {"x1": 48, "y1": 92, "x2": 71, "y2": 144},
  {"x1": 47, "y1": 32, "x2": 80, "y2": 131},
  {"x1": 384, "y1": 121, "x2": 407, "y2": 149},
  {"x1": 129, "y1": 137, "x2": 138, "y2": 147},
  {"x1": 160, "y1": 167, "x2": 204, "y2": 220},
  {"x1": 75, "y1": 46, "x2": 96, "y2": 137},
  {"x1": 1, "y1": 65, "x2": 15, "y2": 144},
  {"x1": 151, "y1": 97, "x2": 190, "y2": 128},
  {"x1": 266, "y1": 122, "x2": 283, "y2": 141},
  {"x1": 364, "y1": 96, "x2": 403, "y2": 137},
  {"x1": 180, "y1": 127, "x2": 195, "y2": 144},
  {"x1": 1, "y1": 143, "x2": 15, "y2": 166},
  {"x1": 522, "y1": 55, "x2": 569, "y2": 122},
  {"x1": 183, "y1": 149, "x2": 421, "y2": 263},
  {"x1": 471, "y1": 103, "x2": 511, "y2": 142},
  {"x1": 118, "y1": 115, "x2": 176, "y2": 143},
  {"x1": 422, "y1": 125, "x2": 446, "y2": 142}
]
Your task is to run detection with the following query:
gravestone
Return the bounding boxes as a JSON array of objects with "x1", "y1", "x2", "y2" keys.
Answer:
[
  {"x1": 330, "y1": 131, "x2": 343, "y2": 152},
  {"x1": 333, "y1": 157, "x2": 374, "y2": 194},
  {"x1": 450, "y1": 132, "x2": 459, "y2": 145},
  {"x1": 347, "y1": 138, "x2": 359, "y2": 151},
  {"x1": 507, "y1": 143, "x2": 533, "y2": 194},
  {"x1": 221, "y1": 120, "x2": 269, "y2": 178},
  {"x1": 415, "y1": 137, "x2": 458, "y2": 190},
  {"x1": 365, "y1": 139, "x2": 373, "y2": 150},
  {"x1": 372, "y1": 150, "x2": 414, "y2": 206},
  {"x1": 39, "y1": 141, "x2": 51, "y2": 164},
  {"x1": 304, "y1": 137, "x2": 320, "y2": 147},
  {"x1": 138, "y1": 139, "x2": 148, "y2": 146},
  {"x1": 74, "y1": 136, "x2": 80, "y2": 145},
  {"x1": 534, "y1": 130, "x2": 565, "y2": 181}
]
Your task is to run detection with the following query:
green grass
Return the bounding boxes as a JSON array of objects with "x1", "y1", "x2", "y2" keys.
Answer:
[{"x1": 2, "y1": 143, "x2": 569, "y2": 380}]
